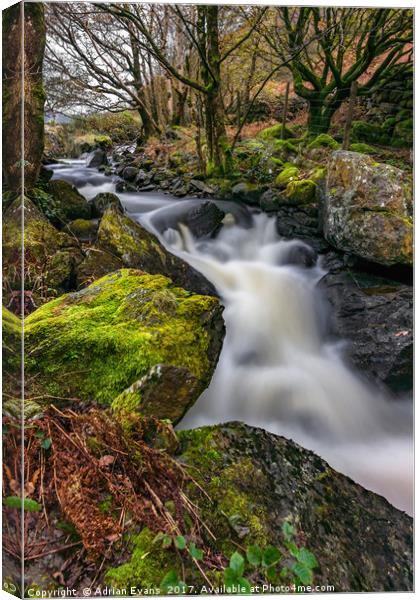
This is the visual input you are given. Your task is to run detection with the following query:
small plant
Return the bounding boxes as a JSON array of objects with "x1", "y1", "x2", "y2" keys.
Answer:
[{"x1": 159, "y1": 521, "x2": 318, "y2": 593}]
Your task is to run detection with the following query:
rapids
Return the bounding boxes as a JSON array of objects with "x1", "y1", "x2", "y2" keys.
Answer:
[{"x1": 48, "y1": 158, "x2": 413, "y2": 514}]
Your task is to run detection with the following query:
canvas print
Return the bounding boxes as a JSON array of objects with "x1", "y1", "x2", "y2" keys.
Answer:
[{"x1": 2, "y1": 1, "x2": 413, "y2": 596}]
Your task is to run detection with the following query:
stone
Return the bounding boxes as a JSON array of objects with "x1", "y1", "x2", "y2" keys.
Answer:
[
  {"x1": 86, "y1": 148, "x2": 108, "y2": 168},
  {"x1": 112, "y1": 364, "x2": 201, "y2": 424},
  {"x1": 189, "y1": 179, "x2": 214, "y2": 195},
  {"x1": 122, "y1": 166, "x2": 138, "y2": 181},
  {"x1": 97, "y1": 206, "x2": 217, "y2": 296},
  {"x1": 24, "y1": 269, "x2": 225, "y2": 411},
  {"x1": 2, "y1": 198, "x2": 83, "y2": 307},
  {"x1": 182, "y1": 201, "x2": 225, "y2": 238},
  {"x1": 231, "y1": 182, "x2": 262, "y2": 206},
  {"x1": 65, "y1": 219, "x2": 98, "y2": 242},
  {"x1": 90, "y1": 192, "x2": 124, "y2": 217},
  {"x1": 75, "y1": 247, "x2": 124, "y2": 289},
  {"x1": 324, "y1": 151, "x2": 413, "y2": 266},
  {"x1": 48, "y1": 179, "x2": 92, "y2": 223}
]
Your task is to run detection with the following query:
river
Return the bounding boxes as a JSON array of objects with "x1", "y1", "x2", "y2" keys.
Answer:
[{"x1": 47, "y1": 158, "x2": 413, "y2": 515}]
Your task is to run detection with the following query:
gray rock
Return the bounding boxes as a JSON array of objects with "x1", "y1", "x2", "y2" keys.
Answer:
[
  {"x1": 90, "y1": 192, "x2": 123, "y2": 217},
  {"x1": 324, "y1": 151, "x2": 413, "y2": 266},
  {"x1": 178, "y1": 422, "x2": 413, "y2": 592},
  {"x1": 122, "y1": 166, "x2": 138, "y2": 181},
  {"x1": 86, "y1": 148, "x2": 108, "y2": 168},
  {"x1": 182, "y1": 201, "x2": 225, "y2": 238},
  {"x1": 231, "y1": 181, "x2": 263, "y2": 206},
  {"x1": 190, "y1": 179, "x2": 214, "y2": 195}
]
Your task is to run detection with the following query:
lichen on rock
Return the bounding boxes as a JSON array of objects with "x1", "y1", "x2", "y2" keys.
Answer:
[{"x1": 324, "y1": 151, "x2": 413, "y2": 265}]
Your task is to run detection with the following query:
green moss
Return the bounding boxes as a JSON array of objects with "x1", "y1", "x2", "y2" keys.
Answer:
[
  {"x1": 258, "y1": 124, "x2": 293, "y2": 140},
  {"x1": 105, "y1": 528, "x2": 181, "y2": 591},
  {"x1": 285, "y1": 179, "x2": 317, "y2": 204},
  {"x1": 307, "y1": 134, "x2": 340, "y2": 150},
  {"x1": 310, "y1": 166, "x2": 327, "y2": 183},
  {"x1": 272, "y1": 139, "x2": 299, "y2": 155},
  {"x1": 275, "y1": 164, "x2": 299, "y2": 188},
  {"x1": 349, "y1": 143, "x2": 375, "y2": 154},
  {"x1": 24, "y1": 269, "x2": 219, "y2": 405}
]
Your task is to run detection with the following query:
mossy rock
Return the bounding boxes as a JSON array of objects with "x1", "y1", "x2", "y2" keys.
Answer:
[
  {"x1": 275, "y1": 164, "x2": 299, "y2": 188},
  {"x1": 48, "y1": 179, "x2": 92, "y2": 223},
  {"x1": 24, "y1": 269, "x2": 225, "y2": 414},
  {"x1": 2, "y1": 307, "x2": 21, "y2": 395},
  {"x1": 258, "y1": 124, "x2": 294, "y2": 140},
  {"x1": 97, "y1": 206, "x2": 216, "y2": 296},
  {"x1": 349, "y1": 143, "x2": 375, "y2": 155},
  {"x1": 272, "y1": 139, "x2": 299, "y2": 158},
  {"x1": 65, "y1": 218, "x2": 98, "y2": 242},
  {"x1": 2, "y1": 198, "x2": 84, "y2": 306},
  {"x1": 284, "y1": 179, "x2": 317, "y2": 205},
  {"x1": 309, "y1": 166, "x2": 327, "y2": 184},
  {"x1": 230, "y1": 182, "x2": 263, "y2": 206},
  {"x1": 307, "y1": 134, "x2": 340, "y2": 151},
  {"x1": 75, "y1": 247, "x2": 124, "y2": 289},
  {"x1": 105, "y1": 422, "x2": 413, "y2": 592},
  {"x1": 325, "y1": 151, "x2": 413, "y2": 265},
  {"x1": 90, "y1": 192, "x2": 123, "y2": 217}
]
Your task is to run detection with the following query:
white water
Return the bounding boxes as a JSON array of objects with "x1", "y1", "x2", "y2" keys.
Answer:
[{"x1": 48, "y1": 159, "x2": 413, "y2": 515}]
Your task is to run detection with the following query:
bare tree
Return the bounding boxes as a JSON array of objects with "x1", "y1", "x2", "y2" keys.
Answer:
[{"x1": 261, "y1": 7, "x2": 413, "y2": 134}]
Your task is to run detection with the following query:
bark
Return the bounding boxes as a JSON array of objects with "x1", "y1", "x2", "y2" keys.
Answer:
[{"x1": 2, "y1": 2, "x2": 46, "y2": 194}]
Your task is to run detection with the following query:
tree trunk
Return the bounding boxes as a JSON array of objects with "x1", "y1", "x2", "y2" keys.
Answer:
[
  {"x1": 3, "y1": 2, "x2": 46, "y2": 194},
  {"x1": 202, "y1": 6, "x2": 231, "y2": 176}
]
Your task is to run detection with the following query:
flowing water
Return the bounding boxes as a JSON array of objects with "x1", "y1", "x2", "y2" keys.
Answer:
[{"x1": 48, "y1": 158, "x2": 413, "y2": 515}]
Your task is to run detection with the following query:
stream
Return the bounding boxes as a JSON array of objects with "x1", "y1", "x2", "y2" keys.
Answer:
[{"x1": 48, "y1": 158, "x2": 413, "y2": 515}]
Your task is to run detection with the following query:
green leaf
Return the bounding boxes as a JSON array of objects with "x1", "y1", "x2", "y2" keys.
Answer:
[
  {"x1": 41, "y1": 437, "x2": 52, "y2": 450},
  {"x1": 34, "y1": 430, "x2": 45, "y2": 438},
  {"x1": 160, "y1": 570, "x2": 179, "y2": 592},
  {"x1": 223, "y1": 567, "x2": 239, "y2": 587},
  {"x1": 175, "y1": 535, "x2": 186, "y2": 550},
  {"x1": 230, "y1": 551, "x2": 245, "y2": 576},
  {"x1": 262, "y1": 545, "x2": 281, "y2": 567},
  {"x1": 238, "y1": 577, "x2": 252, "y2": 594},
  {"x1": 282, "y1": 521, "x2": 295, "y2": 541},
  {"x1": 3, "y1": 496, "x2": 41, "y2": 512},
  {"x1": 189, "y1": 542, "x2": 203, "y2": 560},
  {"x1": 296, "y1": 548, "x2": 318, "y2": 569},
  {"x1": 291, "y1": 562, "x2": 313, "y2": 585},
  {"x1": 161, "y1": 534, "x2": 172, "y2": 549},
  {"x1": 285, "y1": 540, "x2": 299, "y2": 557},
  {"x1": 246, "y1": 544, "x2": 262, "y2": 566}
]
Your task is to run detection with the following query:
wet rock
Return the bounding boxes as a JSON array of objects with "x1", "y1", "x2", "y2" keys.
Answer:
[
  {"x1": 112, "y1": 364, "x2": 201, "y2": 425},
  {"x1": 2, "y1": 198, "x2": 84, "y2": 307},
  {"x1": 97, "y1": 206, "x2": 217, "y2": 296},
  {"x1": 182, "y1": 201, "x2": 225, "y2": 238},
  {"x1": 86, "y1": 148, "x2": 108, "y2": 168},
  {"x1": 282, "y1": 241, "x2": 318, "y2": 268},
  {"x1": 175, "y1": 422, "x2": 412, "y2": 592},
  {"x1": 135, "y1": 169, "x2": 150, "y2": 186},
  {"x1": 138, "y1": 184, "x2": 156, "y2": 192},
  {"x1": 90, "y1": 192, "x2": 124, "y2": 217},
  {"x1": 24, "y1": 269, "x2": 224, "y2": 409},
  {"x1": 48, "y1": 179, "x2": 92, "y2": 223},
  {"x1": 320, "y1": 266, "x2": 413, "y2": 393},
  {"x1": 324, "y1": 151, "x2": 413, "y2": 266}
]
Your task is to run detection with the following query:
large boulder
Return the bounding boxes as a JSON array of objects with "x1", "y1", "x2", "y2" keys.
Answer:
[
  {"x1": 324, "y1": 151, "x2": 413, "y2": 266},
  {"x1": 320, "y1": 259, "x2": 413, "y2": 393},
  {"x1": 104, "y1": 422, "x2": 412, "y2": 592},
  {"x1": 97, "y1": 206, "x2": 216, "y2": 296},
  {"x1": 2, "y1": 198, "x2": 84, "y2": 308},
  {"x1": 48, "y1": 179, "x2": 92, "y2": 223},
  {"x1": 75, "y1": 247, "x2": 124, "y2": 289},
  {"x1": 24, "y1": 269, "x2": 224, "y2": 417}
]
